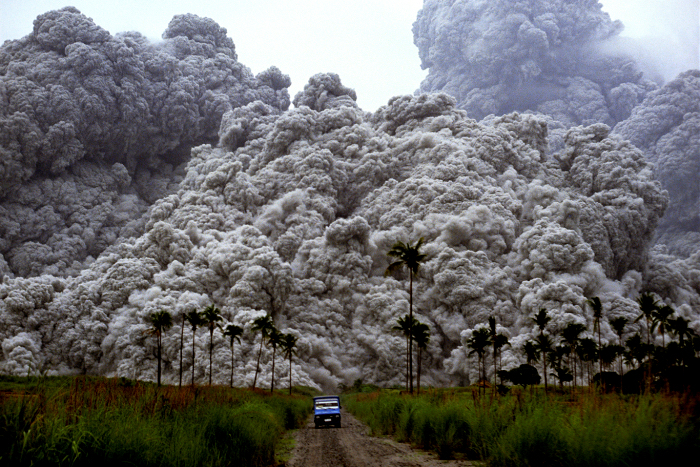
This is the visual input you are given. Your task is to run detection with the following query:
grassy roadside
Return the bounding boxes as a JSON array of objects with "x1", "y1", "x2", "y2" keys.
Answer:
[
  {"x1": 343, "y1": 388, "x2": 700, "y2": 466},
  {"x1": 0, "y1": 375, "x2": 313, "y2": 467},
  {"x1": 274, "y1": 425, "x2": 301, "y2": 466}
]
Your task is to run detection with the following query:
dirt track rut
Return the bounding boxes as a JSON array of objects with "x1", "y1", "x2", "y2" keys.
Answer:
[{"x1": 287, "y1": 410, "x2": 474, "y2": 467}]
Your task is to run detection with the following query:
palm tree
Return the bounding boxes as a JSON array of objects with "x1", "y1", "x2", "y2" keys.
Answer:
[
  {"x1": 625, "y1": 333, "x2": 646, "y2": 368},
  {"x1": 145, "y1": 310, "x2": 173, "y2": 387},
  {"x1": 467, "y1": 327, "x2": 490, "y2": 395},
  {"x1": 669, "y1": 316, "x2": 698, "y2": 390},
  {"x1": 280, "y1": 333, "x2": 299, "y2": 395},
  {"x1": 251, "y1": 314, "x2": 275, "y2": 389},
  {"x1": 535, "y1": 333, "x2": 555, "y2": 394},
  {"x1": 392, "y1": 314, "x2": 417, "y2": 391},
  {"x1": 493, "y1": 333, "x2": 509, "y2": 384},
  {"x1": 552, "y1": 366, "x2": 573, "y2": 391},
  {"x1": 669, "y1": 316, "x2": 695, "y2": 348},
  {"x1": 532, "y1": 308, "x2": 551, "y2": 332},
  {"x1": 652, "y1": 304, "x2": 674, "y2": 350},
  {"x1": 523, "y1": 340, "x2": 540, "y2": 366},
  {"x1": 635, "y1": 292, "x2": 659, "y2": 392},
  {"x1": 652, "y1": 304, "x2": 676, "y2": 390},
  {"x1": 636, "y1": 292, "x2": 659, "y2": 345},
  {"x1": 268, "y1": 328, "x2": 283, "y2": 393},
  {"x1": 532, "y1": 308, "x2": 552, "y2": 393},
  {"x1": 562, "y1": 322, "x2": 586, "y2": 390},
  {"x1": 201, "y1": 304, "x2": 223, "y2": 386},
  {"x1": 178, "y1": 311, "x2": 188, "y2": 388},
  {"x1": 587, "y1": 297, "x2": 604, "y2": 379},
  {"x1": 413, "y1": 321, "x2": 430, "y2": 395},
  {"x1": 609, "y1": 317, "x2": 628, "y2": 383},
  {"x1": 669, "y1": 316, "x2": 698, "y2": 368},
  {"x1": 550, "y1": 344, "x2": 573, "y2": 392},
  {"x1": 385, "y1": 237, "x2": 426, "y2": 394},
  {"x1": 598, "y1": 344, "x2": 624, "y2": 392},
  {"x1": 577, "y1": 337, "x2": 598, "y2": 388},
  {"x1": 488, "y1": 316, "x2": 498, "y2": 392},
  {"x1": 521, "y1": 341, "x2": 540, "y2": 395},
  {"x1": 184, "y1": 309, "x2": 205, "y2": 386},
  {"x1": 222, "y1": 323, "x2": 244, "y2": 388}
]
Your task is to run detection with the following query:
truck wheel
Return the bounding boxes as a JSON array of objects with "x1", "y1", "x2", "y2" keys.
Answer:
[{"x1": 336, "y1": 420, "x2": 341, "y2": 428}]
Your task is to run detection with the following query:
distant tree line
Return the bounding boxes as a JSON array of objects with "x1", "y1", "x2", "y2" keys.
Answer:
[
  {"x1": 144, "y1": 306, "x2": 298, "y2": 393},
  {"x1": 481, "y1": 293, "x2": 700, "y2": 395}
]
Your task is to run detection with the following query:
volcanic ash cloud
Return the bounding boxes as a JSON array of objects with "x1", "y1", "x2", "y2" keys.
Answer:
[
  {"x1": 412, "y1": 0, "x2": 658, "y2": 125},
  {"x1": 614, "y1": 70, "x2": 700, "y2": 258},
  {"x1": 5, "y1": 75, "x2": 695, "y2": 391},
  {"x1": 0, "y1": 7, "x2": 291, "y2": 278}
]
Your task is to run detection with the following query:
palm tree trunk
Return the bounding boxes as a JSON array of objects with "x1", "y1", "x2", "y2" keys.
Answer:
[
  {"x1": 542, "y1": 350, "x2": 548, "y2": 394},
  {"x1": 661, "y1": 328, "x2": 665, "y2": 349},
  {"x1": 157, "y1": 333, "x2": 162, "y2": 387},
  {"x1": 645, "y1": 316, "x2": 651, "y2": 393},
  {"x1": 408, "y1": 271, "x2": 414, "y2": 394},
  {"x1": 271, "y1": 346, "x2": 276, "y2": 393},
  {"x1": 417, "y1": 347, "x2": 422, "y2": 395},
  {"x1": 405, "y1": 335, "x2": 409, "y2": 391},
  {"x1": 570, "y1": 349, "x2": 575, "y2": 398},
  {"x1": 480, "y1": 354, "x2": 484, "y2": 397},
  {"x1": 191, "y1": 328, "x2": 196, "y2": 386},
  {"x1": 253, "y1": 336, "x2": 264, "y2": 389},
  {"x1": 230, "y1": 341, "x2": 234, "y2": 388},
  {"x1": 476, "y1": 355, "x2": 481, "y2": 397},
  {"x1": 289, "y1": 354, "x2": 293, "y2": 396},
  {"x1": 179, "y1": 323, "x2": 184, "y2": 388},
  {"x1": 493, "y1": 345, "x2": 497, "y2": 397},
  {"x1": 597, "y1": 327, "x2": 603, "y2": 389},
  {"x1": 209, "y1": 327, "x2": 214, "y2": 386}
]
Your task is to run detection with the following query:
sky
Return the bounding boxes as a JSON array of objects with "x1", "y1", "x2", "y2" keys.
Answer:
[{"x1": 1, "y1": 0, "x2": 698, "y2": 111}]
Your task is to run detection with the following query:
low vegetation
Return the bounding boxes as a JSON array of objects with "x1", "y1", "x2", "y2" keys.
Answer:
[
  {"x1": 344, "y1": 388, "x2": 700, "y2": 466},
  {"x1": 0, "y1": 375, "x2": 311, "y2": 467}
]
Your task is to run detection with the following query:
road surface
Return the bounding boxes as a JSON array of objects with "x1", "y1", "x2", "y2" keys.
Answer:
[{"x1": 287, "y1": 410, "x2": 476, "y2": 467}]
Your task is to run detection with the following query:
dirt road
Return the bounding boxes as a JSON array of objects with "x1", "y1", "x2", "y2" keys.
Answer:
[{"x1": 287, "y1": 410, "x2": 475, "y2": 467}]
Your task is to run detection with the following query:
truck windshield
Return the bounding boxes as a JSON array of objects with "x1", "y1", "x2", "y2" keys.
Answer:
[{"x1": 315, "y1": 401, "x2": 339, "y2": 409}]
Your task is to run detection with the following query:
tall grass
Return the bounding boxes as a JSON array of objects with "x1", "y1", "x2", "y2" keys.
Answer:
[
  {"x1": 0, "y1": 376, "x2": 311, "y2": 467},
  {"x1": 344, "y1": 389, "x2": 700, "y2": 466}
]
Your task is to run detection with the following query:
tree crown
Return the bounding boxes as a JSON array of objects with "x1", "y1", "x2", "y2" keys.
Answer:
[{"x1": 385, "y1": 237, "x2": 427, "y2": 277}]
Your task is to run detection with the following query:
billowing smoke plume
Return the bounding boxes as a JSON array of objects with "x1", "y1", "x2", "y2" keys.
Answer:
[
  {"x1": 614, "y1": 70, "x2": 700, "y2": 257},
  {"x1": 412, "y1": 0, "x2": 657, "y2": 126},
  {"x1": 0, "y1": 7, "x2": 291, "y2": 278},
  {"x1": 5, "y1": 75, "x2": 695, "y2": 392},
  {"x1": 412, "y1": 0, "x2": 700, "y2": 262}
]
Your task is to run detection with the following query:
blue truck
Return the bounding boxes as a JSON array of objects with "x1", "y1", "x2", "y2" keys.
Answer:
[{"x1": 313, "y1": 395, "x2": 341, "y2": 428}]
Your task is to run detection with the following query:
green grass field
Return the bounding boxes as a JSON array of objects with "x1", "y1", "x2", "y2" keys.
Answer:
[
  {"x1": 343, "y1": 387, "x2": 700, "y2": 466},
  {"x1": 0, "y1": 375, "x2": 312, "y2": 467}
]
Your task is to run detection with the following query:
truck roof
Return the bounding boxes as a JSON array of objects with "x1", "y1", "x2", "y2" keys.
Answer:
[{"x1": 313, "y1": 395, "x2": 340, "y2": 400}]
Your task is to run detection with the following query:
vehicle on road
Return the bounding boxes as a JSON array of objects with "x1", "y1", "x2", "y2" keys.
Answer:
[{"x1": 313, "y1": 395, "x2": 341, "y2": 428}]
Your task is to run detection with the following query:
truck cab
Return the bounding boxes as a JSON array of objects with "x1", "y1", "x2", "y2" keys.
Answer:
[{"x1": 313, "y1": 395, "x2": 341, "y2": 428}]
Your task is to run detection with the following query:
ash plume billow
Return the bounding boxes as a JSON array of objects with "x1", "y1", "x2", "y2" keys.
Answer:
[
  {"x1": 613, "y1": 70, "x2": 700, "y2": 257},
  {"x1": 414, "y1": 0, "x2": 700, "y2": 266},
  {"x1": 412, "y1": 0, "x2": 658, "y2": 126},
  {"x1": 0, "y1": 7, "x2": 290, "y2": 278},
  {"x1": 0, "y1": 5, "x2": 699, "y2": 390}
]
